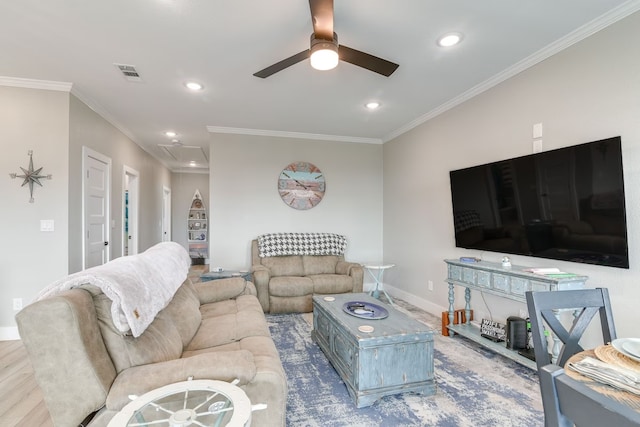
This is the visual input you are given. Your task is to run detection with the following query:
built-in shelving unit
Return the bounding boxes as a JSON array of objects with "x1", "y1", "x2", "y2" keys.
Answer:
[{"x1": 188, "y1": 189, "x2": 208, "y2": 262}]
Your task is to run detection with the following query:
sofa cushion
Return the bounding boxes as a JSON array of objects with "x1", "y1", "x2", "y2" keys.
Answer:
[
  {"x1": 261, "y1": 255, "x2": 304, "y2": 277},
  {"x1": 162, "y1": 281, "x2": 202, "y2": 348},
  {"x1": 91, "y1": 291, "x2": 183, "y2": 373},
  {"x1": 302, "y1": 255, "x2": 338, "y2": 275},
  {"x1": 269, "y1": 276, "x2": 313, "y2": 297},
  {"x1": 106, "y1": 350, "x2": 258, "y2": 410},
  {"x1": 186, "y1": 296, "x2": 271, "y2": 351},
  {"x1": 195, "y1": 277, "x2": 256, "y2": 303},
  {"x1": 309, "y1": 274, "x2": 354, "y2": 294}
]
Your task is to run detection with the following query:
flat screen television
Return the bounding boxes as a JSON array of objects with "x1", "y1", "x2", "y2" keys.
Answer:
[{"x1": 449, "y1": 136, "x2": 629, "y2": 268}]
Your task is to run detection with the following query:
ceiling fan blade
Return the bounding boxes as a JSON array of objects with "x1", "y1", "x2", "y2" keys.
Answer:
[
  {"x1": 338, "y1": 45, "x2": 399, "y2": 77},
  {"x1": 309, "y1": 0, "x2": 334, "y2": 40},
  {"x1": 253, "y1": 50, "x2": 311, "y2": 78}
]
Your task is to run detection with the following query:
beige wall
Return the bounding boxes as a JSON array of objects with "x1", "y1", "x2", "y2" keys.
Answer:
[
  {"x1": 68, "y1": 95, "x2": 172, "y2": 273},
  {"x1": 209, "y1": 133, "x2": 383, "y2": 273},
  {"x1": 383, "y1": 11, "x2": 640, "y2": 341},
  {"x1": 0, "y1": 87, "x2": 171, "y2": 336},
  {"x1": 171, "y1": 172, "x2": 209, "y2": 257},
  {"x1": 0, "y1": 86, "x2": 70, "y2": 335}
]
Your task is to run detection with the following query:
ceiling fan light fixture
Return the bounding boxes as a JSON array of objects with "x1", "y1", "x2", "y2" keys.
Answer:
[{"x1": 310, "y1": 36, "x2": 339, "y2": 71}]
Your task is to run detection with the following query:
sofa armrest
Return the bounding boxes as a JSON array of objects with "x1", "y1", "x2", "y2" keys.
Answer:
[
  {"x1": 336, "y1": 261, "x2": 364, "y2": 293},
  {"x1": 194, "y1": 277, "x2": 255, "y2": 304},
  {"x1": 106, "y1": 350, "x2": 258, "y2": 410},
  {"x1": 251, "y1": 265, "x2": 271, "y2": 312}
]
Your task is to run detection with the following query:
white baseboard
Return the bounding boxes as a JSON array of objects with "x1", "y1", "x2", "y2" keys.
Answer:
[
  {"x1": 0, "y1": 327, "x2": 20, "y2": 341},
  {"x1": 364, "y1": 283, "x2": 447, "y2": 317}
]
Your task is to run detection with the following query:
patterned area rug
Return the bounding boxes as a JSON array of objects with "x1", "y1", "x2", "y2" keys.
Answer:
[{"x1": 266, "y1": 299, "x2": 544, "y2": 427}]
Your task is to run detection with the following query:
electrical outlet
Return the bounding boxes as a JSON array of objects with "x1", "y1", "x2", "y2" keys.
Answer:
[
  {"x1": 13, "y1": 298, "x2": 23, "y2": 311},
  {"x1": 427, "y1": 280, "x2": 434, "y2": 291}
]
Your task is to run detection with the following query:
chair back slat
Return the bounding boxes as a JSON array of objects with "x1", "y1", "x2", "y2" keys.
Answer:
[{"x1": 526, "y1": 288, "x2": 616, "y2": 370}]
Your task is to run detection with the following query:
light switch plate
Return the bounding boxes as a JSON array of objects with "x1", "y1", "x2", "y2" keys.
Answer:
[
  {"x1": 533, "y1": 123, "x2": 543, "y2": 139},
  {"x1": 533, "y1": 139, "x2": 543, "y2": 153},
  {"x1": 40, "y1": 219, "x2": 54, "y2": 232}
]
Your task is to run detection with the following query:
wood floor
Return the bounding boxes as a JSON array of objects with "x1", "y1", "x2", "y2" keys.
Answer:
[
  {"x1": 0, "y1": 265, "x2": 209, "y2": 426},
  {"x1": 0, "y1": 339, "x2": 53, "y2": 426}
]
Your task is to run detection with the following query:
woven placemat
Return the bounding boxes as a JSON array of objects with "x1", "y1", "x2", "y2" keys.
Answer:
[
  {"x1": 566, "y1": 347, "x2": 640, "y2": 410},
  {"x1": 595, "y1": 344, "x2": 640, "y2": 373}
]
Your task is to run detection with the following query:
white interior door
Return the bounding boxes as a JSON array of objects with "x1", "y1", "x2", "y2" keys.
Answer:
[
  {"x1": 83, "y1": 147, "x2": 111, "y2": 269},
  {"x1": 123, "y1": 166, "x2": 140, "y2": 256},
  {"x1": 162, "y1": 186, "x2": 171, "y2": 242}
]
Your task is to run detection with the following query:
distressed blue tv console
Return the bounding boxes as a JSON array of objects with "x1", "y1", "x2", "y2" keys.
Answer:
[{"x1": 444, "y1": 259, "x2": 587, "y2": 369}]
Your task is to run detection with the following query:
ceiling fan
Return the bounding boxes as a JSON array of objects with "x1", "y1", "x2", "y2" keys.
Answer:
[{"x1": 253, "y1": 0, "x2": 399, "y2": 78}]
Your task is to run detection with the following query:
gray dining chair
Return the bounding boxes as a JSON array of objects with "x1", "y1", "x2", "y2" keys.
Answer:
[
  {"x1": 539, "y1": 364, "x2": 640, "y2": 427},
  {"x1": 525, "y1": 288, "x2": 616, "y2": 371},
  {"x1": 525, "y1": 288, "x2": 631, "y2": 427}
]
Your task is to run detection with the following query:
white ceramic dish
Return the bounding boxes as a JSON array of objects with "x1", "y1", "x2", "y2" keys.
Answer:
[
  {"x1": 358, "y1": 325, "x2": 374, "y2": 333},
  {"x1": 622, "y1": 339, "x2": 640, "y2": 358},
  {"x1": 612, "y1": 338, "x2": 640, "y2": 362},
  {"x1": 323, "y1": 296, "x2": 335, "y2": 302}
]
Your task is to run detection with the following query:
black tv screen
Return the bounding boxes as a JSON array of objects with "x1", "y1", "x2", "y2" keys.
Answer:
[{"x1": 449, "y1": 136, "x2": 629, "y2": 268}]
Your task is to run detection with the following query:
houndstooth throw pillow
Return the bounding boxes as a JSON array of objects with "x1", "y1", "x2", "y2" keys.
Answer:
[{"x1": 258, "y1": 233, "x2": 347, "y2": 257}]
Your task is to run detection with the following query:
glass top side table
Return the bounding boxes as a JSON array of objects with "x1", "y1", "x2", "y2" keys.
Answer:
[
  {"x1": 363, "y1": 263, "x2": 396, "y2": 303},
  {"x1": 108, "y1": 379, "x2": 265, "y2": 427},
  {"x1": 200, "y1": 270, "x2": 252, "y2": 283}
]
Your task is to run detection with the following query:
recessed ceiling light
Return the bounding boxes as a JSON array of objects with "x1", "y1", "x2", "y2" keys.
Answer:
[
  {"x1": 189, "y1": 161, "x2": 197, "y2": 167},
  {"x1": 365, "y1": 102, "x2": 380, "y2": 110},
  {"x1": 437, "y1": 32, "x2": 463, "y2": 47},
  {"x1": 185, "y1": 81, "x2": 203, "y2": 91},
  {"x1": 165, "y1": 131, "x2": 177, "y2": 137}
]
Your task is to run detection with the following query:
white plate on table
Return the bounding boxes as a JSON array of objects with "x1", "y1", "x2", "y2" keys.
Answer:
[{"x1": 612, "y1": 338, "x2": 640, "y2": 361}]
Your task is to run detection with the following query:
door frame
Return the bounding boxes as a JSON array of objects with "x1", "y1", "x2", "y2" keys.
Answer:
[
  {"x1": 82, "y1": 146, "x2": 112, "y2": 269},
  {"x1": 123, "y1": 165, "x2": 140, "y2": 256},
  {"x1": 162, "y1": 185, "x2": 172, "y2": 242}
]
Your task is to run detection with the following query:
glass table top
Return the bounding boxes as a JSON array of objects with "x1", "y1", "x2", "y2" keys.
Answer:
[{"x1": 108, "y1": 379, "x2": 254, "y2": 427}]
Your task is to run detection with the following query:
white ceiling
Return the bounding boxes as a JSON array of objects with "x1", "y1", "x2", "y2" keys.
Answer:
[{"x1": 2, "y1": 0, "x2": 639, "y2": 172}]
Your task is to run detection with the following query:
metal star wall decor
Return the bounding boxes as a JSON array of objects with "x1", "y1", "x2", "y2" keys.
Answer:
[{"x1": 9, "y1": 150, "x2": 52, "y2": 203}]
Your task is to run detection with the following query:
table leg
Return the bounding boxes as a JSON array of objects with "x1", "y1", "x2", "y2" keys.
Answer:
[
  {"x1": 464, "y1": 287, "x2": 471, "y2": 325},
  {"x1": 448, "y1": 282, "x2": 455, "y2": 335}
]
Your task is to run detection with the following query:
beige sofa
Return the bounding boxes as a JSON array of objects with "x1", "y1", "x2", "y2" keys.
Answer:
[
  {"x1": 16, "y1": 276, "x2": 287, "y2": 427},
  {"x1": 251, "y1": 239, "x2": 364, "y2": 313}
]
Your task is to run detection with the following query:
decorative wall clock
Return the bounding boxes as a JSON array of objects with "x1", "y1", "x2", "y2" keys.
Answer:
[
  {"x1": 10, "y1": 150, "x2": 52, "y2": 203},
  {"x1": 278, "y1": 161, "x2": 325, "y2": 210}
]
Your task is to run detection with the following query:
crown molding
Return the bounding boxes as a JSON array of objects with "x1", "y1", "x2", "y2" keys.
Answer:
[
  {"x1": 171, "y1": 167, "x2": 210, "y2": 174},
  {"x1": 0, "y1": 76, "x2": 72, "y2": 92},
  {"x1": 207, "y1": 126, "x2": 382, "y2": 145},
  {"x1": 383, "y1": 0, "x2": 640, "y2": 142}
]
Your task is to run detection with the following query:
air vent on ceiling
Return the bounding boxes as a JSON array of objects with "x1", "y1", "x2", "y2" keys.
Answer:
[
  {"x1": 114, "y1": 63, "x2": 143, "y2": 82},
  {"x1": 158, "y1": 144, "x2": 209, "y2": 165}
]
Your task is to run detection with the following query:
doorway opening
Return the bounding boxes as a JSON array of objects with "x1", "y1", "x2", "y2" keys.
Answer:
[{"x1": 123, "y1": 166, "x2": 140, "y2": 256}]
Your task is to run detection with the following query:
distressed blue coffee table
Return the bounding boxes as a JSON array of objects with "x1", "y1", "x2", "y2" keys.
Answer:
[{"x1": 312, "y1": 293, "x2": 435, "y2": 407}]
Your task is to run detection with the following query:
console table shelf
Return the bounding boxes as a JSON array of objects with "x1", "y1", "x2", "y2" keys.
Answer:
[{"x1": 444, "y1": 259, "x2": 588, "y2": 370}]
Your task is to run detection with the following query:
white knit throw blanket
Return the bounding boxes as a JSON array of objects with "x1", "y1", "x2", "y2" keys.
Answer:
[{"x1": 35, "y1": 241, "x2": 191, "y2": 337}]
